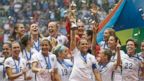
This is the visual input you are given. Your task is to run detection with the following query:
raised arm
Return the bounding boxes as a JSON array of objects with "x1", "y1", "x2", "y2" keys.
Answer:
[
  {"x1": 92, "y1": 21, "x2": 99, "y2": 55},
  {"x1": 115, "y1": 40, "x2": 122, "y2": 69},
  {"x1": 70, "y1": 23, "x2": 77, "y2": 51}
]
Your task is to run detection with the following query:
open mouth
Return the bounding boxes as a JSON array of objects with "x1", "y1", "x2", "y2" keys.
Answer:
[
  {"x1": 49, "y1": 29, "x2": 54, "y2": 33},
  {"x1": 33, "y1": 29, "x2": 38, "y2": 32}
]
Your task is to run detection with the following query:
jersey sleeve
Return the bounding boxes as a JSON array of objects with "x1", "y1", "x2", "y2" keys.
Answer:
[
  {"x1": 108, "y1": 61, "x2": 117, "y2": 71},
  {"x1": 53, "y1": 55, "x2": 58, "y2": 69},
  {"x1": 4, "y1": 58, "x2": 12, "y2": 68},
  {"x1": 21, "y1": 58, "x2": 27, "y2": 66},
  {"x1": 91, "y1": 55, "x2": 99, "y2": 70},
  {"x1": 71, "y1": 47, "x2": 80, "y2": 57}
]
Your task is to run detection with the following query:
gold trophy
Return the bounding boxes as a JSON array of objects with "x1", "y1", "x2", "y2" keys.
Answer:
[{"x1": 68, "y1": 1, "x2": 77, "y2": 23}]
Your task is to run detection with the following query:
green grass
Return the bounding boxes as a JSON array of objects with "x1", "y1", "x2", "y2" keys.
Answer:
[{"x1": 116, "y1": 29, "x2": 133, "y2": 45}]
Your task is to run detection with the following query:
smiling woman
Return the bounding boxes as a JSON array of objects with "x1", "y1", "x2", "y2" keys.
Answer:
[
  {"x1": 121, "y1": 38, "x2": 144, "y2": 81},
  {"x1": 30, "y1": 23, "x2": 43, "y2": 52},
  {"x1": 47, "y1": 21, "x2": 68, "y2": 45},
  {"x1": 4, "y1": 42, "x2": 32, "y2": 81},
  {"x1": 9, "y1": 23, "x2": 26, "y2": 42},
  {"x1": 0, "y1": 42, "x2": 11, "y2": 81},
  {"x1": 31, "y1": 38, "x2": 61, "y2": 81},
  {"x1": 53, "y1": 44, "x2": 73, "y2": 81},
  {"x1": 69, "y1": 24, "x2": 102, "y2": 81}
]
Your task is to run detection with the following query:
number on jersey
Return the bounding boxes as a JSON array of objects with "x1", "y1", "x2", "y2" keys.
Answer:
[
  {"x1": 124, "y1": 63, "x2": 133, "y2": 69},
  {"x1": 61, "y1": 69, "x2": 68, "y2": 76}
]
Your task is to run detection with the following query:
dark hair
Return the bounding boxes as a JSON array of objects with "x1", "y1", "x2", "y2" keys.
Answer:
[
  {"x1": 10, "y1": 23, "x2": 24, "y2": 41},
  {"x1": 3, "y1": 42, "x2": 12, "y2": 48},
  {"x1": 103, "y1": 48, "x2": 113, "y2": 61},
  {"x1": 109, "y1": 35, "x2": 121, "y2": 45},
  {"x1": 106, "y1": 28, "x2": 116, "y2": 36},
  {"x1": 126, "y1": 38, "x2": 137, "y2": 47},
  {"x1": 21, "y1": 35, "x2": 31, "y2": 48}
]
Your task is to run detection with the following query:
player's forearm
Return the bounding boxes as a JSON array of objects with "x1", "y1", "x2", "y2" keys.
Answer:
[
  {"x1": 53, "y1": 69, "x2": 61, "y2": 81},
  {"x1": 70, "y1": 29, "x2": 76, "y2": 51},
  {"x1": 8, "y1": 71, "x2": 23, "y2": 80},
  {"x1": 94, "y1": 70, "x2": 102, "y2": 81},
  {"x1": 92, "y1": 31, "x2": 97, "y2": 55},
  {"x1": 116, "y1": 46, "x2": 122, "y2": 69}
]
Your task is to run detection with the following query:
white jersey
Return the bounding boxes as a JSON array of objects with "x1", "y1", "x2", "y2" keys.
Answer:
[
  {"x1": 4, "y1": 57, "x2": 26, "y2": 81},
  {"x1": 0, "y1": 57, "x2": 8, "y2": 81},
  {"x1": 99, "y1": 41, "x2": 109, "y2": 49},
  {"x1": 20, "y1": 48, "x2": 38, "y2": 81},
  {"x1": 32, "y1": 39, "x2": 41, "y2": 52},
  {"x1": 111, "y1": 50, "x2": 128, "y2": 81},
  {"x1": 20, "y1": 48, "x2": 38, "y2": 63},
  {"x1": 122, "y1": 54, "x2": 142, "y2": 81},
  {"x1": 47, "y1": 34, "x2": 68, "y2": 45},
  {"x1": 69, "y1": 48, "x2": 99, "y2": 81},
  {"x1": 32, "y1": 52, "x2": 57, "y2": 81},
  {"x1": 57, "y1": 59, "x2": 73, "y2": 81},
  {"x1": 99, "y1": 62, "x2": 116, "y2": 81},
  {"x1": 138, "y1": 52, "x2": 144, "y2": 61}
]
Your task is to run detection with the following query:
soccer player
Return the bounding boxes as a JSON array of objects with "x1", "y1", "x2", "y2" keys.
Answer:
[
  {"x1": 99, "y1": 28, "x2": 116, "y2": 49},
  {"x1": 32, "y1": 38, "x2": 61, "y2": 81},
  {"x1": 0, "y1": 42, "x2": 11, "y2": 81},
  {"x1": 69, "y1": 24, "x2": 102, "y2": 81},
  {"x1": 121, "y1": 39, "x2": 144, "y2": 81},
  {"x1": 20, "y1": 35, "x2": 38, "y2": 81},
  {"x1": 53, "y1": 45, "x2": 73, "y2": 81},
  {"x1": 47, "y1": 21, "x2": 68, "y2": 46},
  {"x1": 108, "y1": 35, "x2": 128, "y2": 81},
  {"x1": 99, "y1": 38, "x2": 121, "y2": 81},
  {"x1": 9, "y1": 23, "x2": 25, "y2": 42},
  {"x1": 4, "y1": 42, "x2": 31, "y2": 81},
  {"x1": 30, "y1": 23, "x2": 43, "y2": 52}
]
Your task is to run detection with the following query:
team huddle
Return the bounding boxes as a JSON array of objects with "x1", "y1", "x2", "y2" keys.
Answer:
[{"x1": 0, "y1": 21, "x2": 144, "y2": 81}]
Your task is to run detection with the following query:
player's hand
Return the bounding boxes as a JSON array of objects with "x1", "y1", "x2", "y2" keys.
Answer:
[
  {"x1": 38, "y1": 69, "x2": 46, "y2": 75},
  {"x1": 92, "y1": 21, "x2": 99, "y2": 33},
  {"x1": 116, "y1": 40, "x2": 121, "y2": 51},
  {"x1": 25, "y1": 76, "x2": 32, "y2": 80}
]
